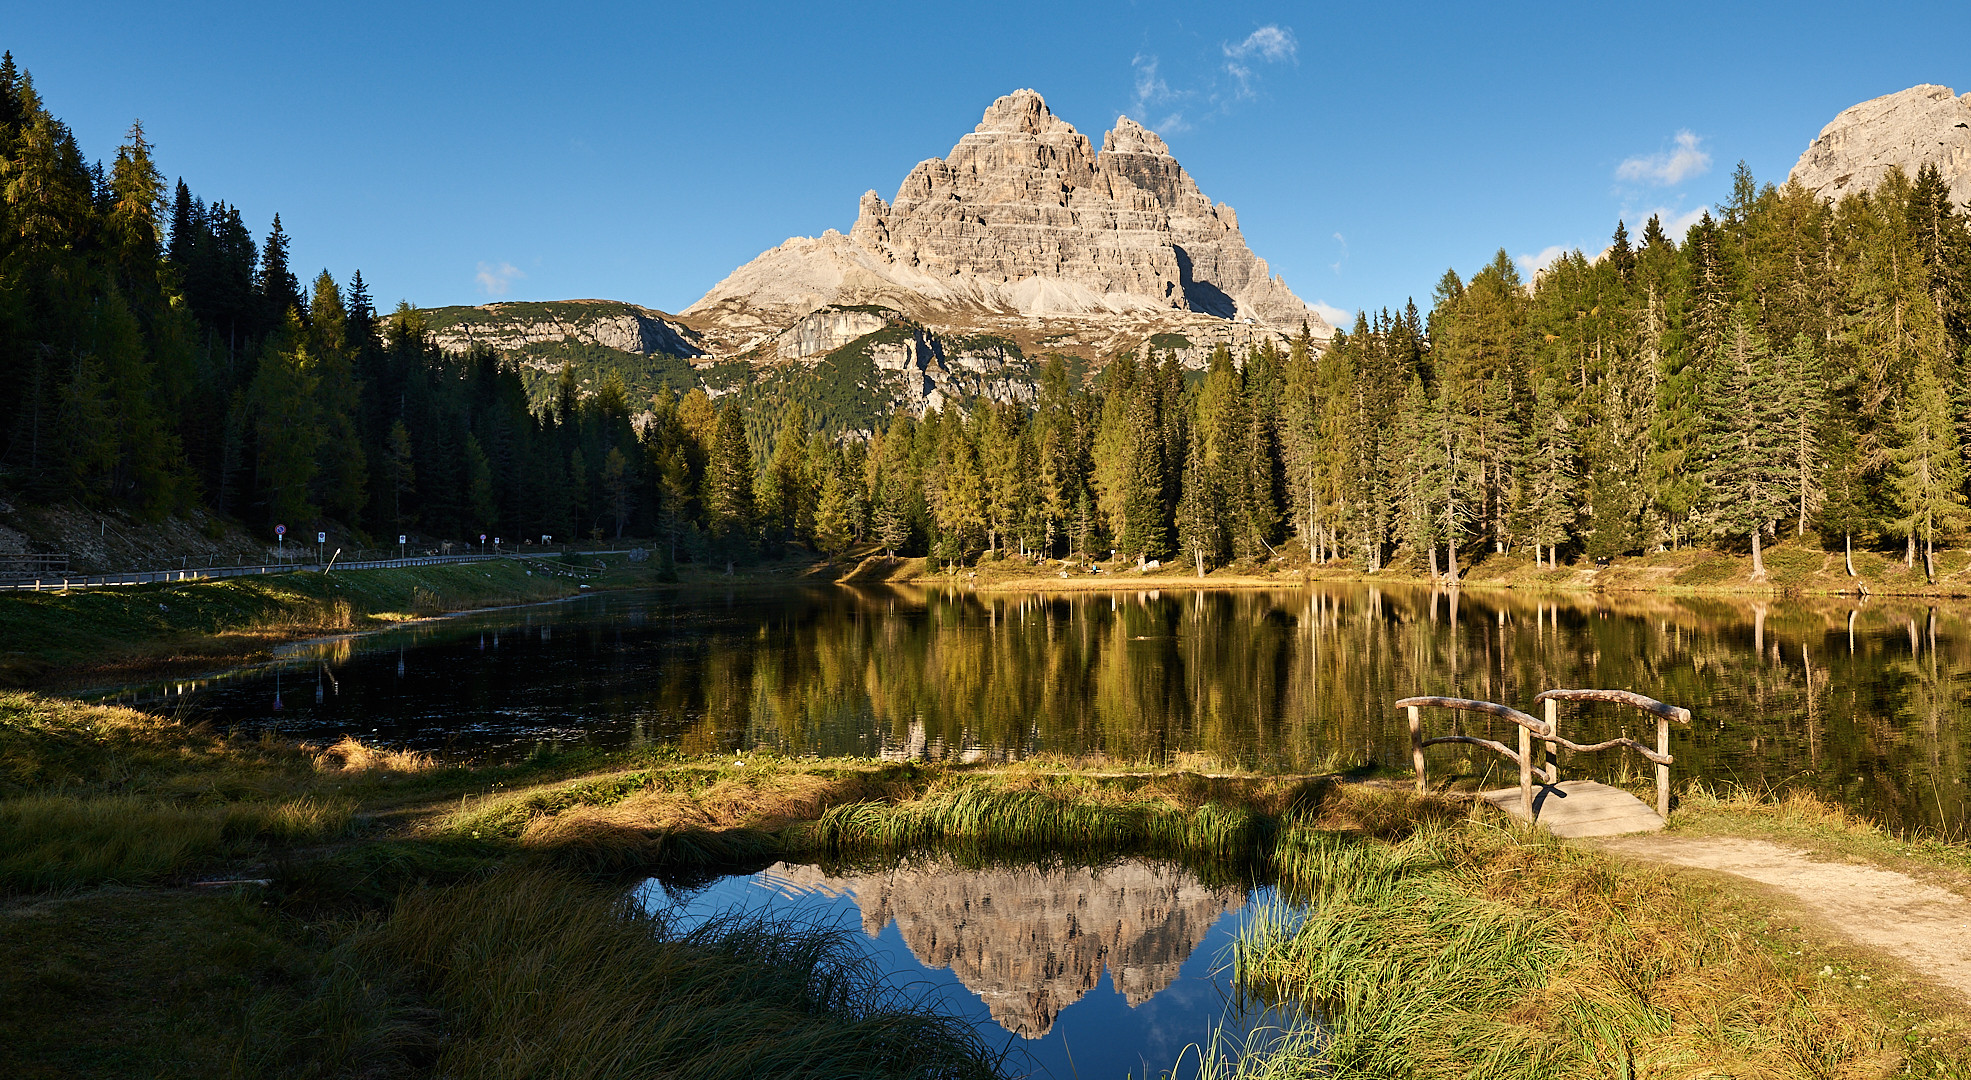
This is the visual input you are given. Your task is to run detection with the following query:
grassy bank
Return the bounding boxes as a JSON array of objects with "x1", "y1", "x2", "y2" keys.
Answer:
[
  {"x1": 4, "y1": 690, "x2": 1970, "y2": 1076},
  {"x1": 0, "y1": 555, "x2": 678, "y2": 687},
  {"x1": 933, "y1": 534, "x2": 1971, "y2": 599}
]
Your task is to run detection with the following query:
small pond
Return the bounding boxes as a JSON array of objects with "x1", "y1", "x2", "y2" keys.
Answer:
[{"x1": 639, "y1": 855, "x2": 1298, "y2": 1079}]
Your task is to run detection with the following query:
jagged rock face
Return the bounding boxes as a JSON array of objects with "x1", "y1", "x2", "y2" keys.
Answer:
[
  {"x1": 776, "y1": 306, "x2": 891, "y2": 360},
  {"x1": 1790, "y1": 84, "x2": 1971, "y2": 207},
  {"x1": 423, "y1": 299, "x2": 704, "y2": 359},
  {"x1": 766, "y1": 857, "x2": 1244, "y2": 1038},
  {"x1": 685, "y1": 89, "x2": 1326, "y2": 336}
]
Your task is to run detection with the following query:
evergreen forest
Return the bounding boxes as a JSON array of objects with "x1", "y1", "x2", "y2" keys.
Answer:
[{"x1": 4, "y1": 52, "x2": 1971, "y2": 578}]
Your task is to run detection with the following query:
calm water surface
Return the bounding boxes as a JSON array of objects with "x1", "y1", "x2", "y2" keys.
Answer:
[
  {"x1": 640, "y1": 856, "x2": 1293, "y2": 1080},
  {"x1": 98, "y1": 583, "x2": 1971, "y2": 833}
]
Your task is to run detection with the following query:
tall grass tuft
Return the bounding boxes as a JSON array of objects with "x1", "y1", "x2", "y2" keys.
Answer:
[
  {"x1": 802, "y1": 785, "x2": 1257, "y2": 863},
  {"x1": 353, "y1": 868, "x2": 1000, "y2": 1080},
  {"x1": 0, "y1": 793, "x2": 349, "y2": 890},
  {"x1": 1230, "y1": 820, "x2": 1919, "y2": 1077}
]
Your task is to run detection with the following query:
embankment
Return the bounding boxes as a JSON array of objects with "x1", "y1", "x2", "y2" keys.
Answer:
[
  {"x1": 945, "y1": 537, "x2": 1971, "y2": 598},
  {"x1": 0, "y1": 557, "x2": 635, "y2": 687}
]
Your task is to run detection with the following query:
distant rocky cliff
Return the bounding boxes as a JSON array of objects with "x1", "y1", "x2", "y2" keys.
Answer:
[{"x1": 1790, "y1": 84, "x2": 1971, "y2": 206}]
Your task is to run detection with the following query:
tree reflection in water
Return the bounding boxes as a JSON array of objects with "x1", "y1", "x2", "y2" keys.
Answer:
[{"x1": 118, "y1": 583, "x2": 1971, "y2": 835}]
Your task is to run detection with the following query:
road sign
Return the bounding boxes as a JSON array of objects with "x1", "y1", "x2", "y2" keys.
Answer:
[
  {"x1": 399, "y1": 535, "x2": 407, "y2": 545},
  {"x1": 275, "y1": 524, "x2": 285, "y2": 537},
  {"x1": 480, "y1": 534, "x2": 486, "y2": 543},
  {"x1": 317, "y1": 532, "x2": 326, "y2": 544}
]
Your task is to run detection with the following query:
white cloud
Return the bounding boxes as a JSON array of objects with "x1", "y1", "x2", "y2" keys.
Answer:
[
  {"x1": 475, "y1": 261, "x2": 524, "y2": 297},
  {"x1": 1224, "y1": 25, "x2": 1297, "y2": 62},
  {"x1": 1617, "y1": 131, "x2": 1711, "y2": 186},
  {"x1": 1311, "y1": 300, "x2": 1355, "y2": 330},
  {"x1": 1647, "y1": 205, "x2": 1709, "y2": 241},
  {"x1": 1516, "y1": 245, "x2": 1570, "y2": 277},
  {"x1": 1222, "y1": 25, "x2": 1297, "y2": 97},
  {"x1": 1132, "y1": 53, "x2": 1178, "y2": 112}
]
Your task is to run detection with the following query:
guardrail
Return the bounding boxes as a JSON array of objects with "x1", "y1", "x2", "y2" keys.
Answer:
[
  {"x1": 1400, "y1": 688, "x2": 1693, "y2": 819},
  {"x1": 0, "y1": 549, "x2": 645, "y2": 591}
]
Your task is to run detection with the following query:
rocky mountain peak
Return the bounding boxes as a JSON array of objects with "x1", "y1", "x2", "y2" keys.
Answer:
[
  {"x1": 974, "y1": 88, "x2": 1074, "y2": 137},
  {"x1": 685, "y1": 88, "x2": 1327, "y2": 345},
  {"x1": 1789, "y1": 83, "x2": 1971, "y2": 207},
  {"x1": 1100, "y1": 115, "x2": 1172, "y2": 158}
]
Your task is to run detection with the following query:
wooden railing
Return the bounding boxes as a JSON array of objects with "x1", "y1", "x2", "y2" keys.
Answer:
[{"x1": 1400, "y1": 689, "x2": 1693, "y2": 819}]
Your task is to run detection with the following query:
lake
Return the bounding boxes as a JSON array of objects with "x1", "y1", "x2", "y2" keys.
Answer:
[{"x1": 95, "y1": 583, "x2": 1971, "y2": 834}]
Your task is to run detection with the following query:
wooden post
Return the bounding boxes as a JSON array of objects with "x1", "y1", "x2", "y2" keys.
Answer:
[
  {"x1": 1656, "y1": 715, "x2": 1671, "y2": 820},
  {"x1": 1409, "y1": 705, "x2": 1425, "y2": 792},
  {"x1": 1517, "y1": 721, "x2": 1532, "y2": 817},
  {"x1": 1543, "y1": 698, "x2": 1560, "y2": 784}
]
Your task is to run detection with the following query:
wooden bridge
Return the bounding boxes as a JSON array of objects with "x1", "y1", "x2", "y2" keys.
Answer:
[{"x1": 1399, "y1": 689, "x2": 1693, "y2": 838}]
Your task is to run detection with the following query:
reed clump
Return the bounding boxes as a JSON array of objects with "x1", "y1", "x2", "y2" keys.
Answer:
[
  {"x1": 1234, "y1": 818, "x2": 1948, "y2": 1077},
  {"x1": 802, "y1": 783, "x2": 1259, "y2": 863},
  {"x1": 346, "y1": 868, "x2": 998, "y2": 1080}
]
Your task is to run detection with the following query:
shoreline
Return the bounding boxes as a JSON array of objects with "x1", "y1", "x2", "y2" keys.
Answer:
[{"x1": 885, "y1": 541, "x2": 1971, "y2": 599}]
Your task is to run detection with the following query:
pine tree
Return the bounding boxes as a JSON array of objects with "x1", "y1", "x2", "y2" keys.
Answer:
[
  {"x1": 1890, "y1": 359, "x2": 1971, "y2": 580},
  {"x1": 1175, "y1": 423, "x2": 1219, "y2": 576},
  {"x1": 1699, "y1": 314, "x2": 1790, "y2": 576},
  {"x1": 704, "y1": 403, "x2": 755, "y2": 559},
  {"x1": 256, "y1": 213, "x2": 302, "y2": 330},
  {"x1": 1778, "y1": 333, "x2": 1829, "y2": 536},
  {"x1": 1522, "y1": 377, "x2": 1578, "y2": 565}
]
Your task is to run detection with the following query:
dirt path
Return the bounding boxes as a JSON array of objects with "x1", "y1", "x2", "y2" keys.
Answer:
[{"x1": 1597, "y1": 834, "x2": 1971, "y2": 1000}]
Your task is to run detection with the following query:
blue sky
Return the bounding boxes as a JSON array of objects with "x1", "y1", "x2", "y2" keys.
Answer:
[{"x1": 10, "y1": 2, "x2": 1970, "y2": 325}]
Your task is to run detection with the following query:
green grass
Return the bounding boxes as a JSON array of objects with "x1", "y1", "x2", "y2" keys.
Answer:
[
  {"x1": 0, "y1": 794, "x2": 349, "y2": 890},
  {"x1": 345, "y1": 868, "x2": 999, "y2": 1080},
  {"x1": 802, "y1": 785, "x2": 1259, "y2": 863},
  {"x1": 1231, "y1": 817, "x2": 1962, "y2": 1077}
]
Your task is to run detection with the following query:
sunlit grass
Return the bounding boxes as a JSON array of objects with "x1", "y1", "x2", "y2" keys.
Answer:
[{"x1": 1229, "y1": 817, "x2": 1960, "y2": 1077}]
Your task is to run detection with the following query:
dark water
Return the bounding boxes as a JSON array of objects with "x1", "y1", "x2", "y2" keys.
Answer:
[
  {"x1": 639, "y1": 856, "x2": 1293, "y2": 1080},
  {"x1": 96, "y1": 584, "x2": 1971, "y2": 833}
]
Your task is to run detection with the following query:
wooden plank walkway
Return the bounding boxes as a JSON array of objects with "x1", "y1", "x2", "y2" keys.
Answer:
[{"x1": 1478, "y1": 780, "x2": 1666, "y2": 838}]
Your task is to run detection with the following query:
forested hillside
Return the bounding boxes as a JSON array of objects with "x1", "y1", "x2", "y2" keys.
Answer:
[
  {"x1": 4, "y1": 48, "x2": 1969, "y2": 577},
  {"x1": 0, "y1": 55, "x2": 650, "y2": 546}
]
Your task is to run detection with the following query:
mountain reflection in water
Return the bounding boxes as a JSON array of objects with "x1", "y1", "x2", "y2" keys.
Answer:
[
  {"x1": 764, "y1": 858, "x2": 1243, "y2": 1036},
  {"x1": 643, "y1": 856, "x2": 1279, "y2": 1076}
]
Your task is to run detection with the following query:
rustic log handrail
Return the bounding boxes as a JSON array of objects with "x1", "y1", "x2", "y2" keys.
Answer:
[
  {"x1": 1400, "y1": 689, "x2": 1692, "y2": 823},
  {"x1": 1533, "y1": 688, "x2": 1692, "y2": 725},
  {"x1": 1396, "y1": 696, "x2": 1548, "y2": 817},
  {"x1": 1533, "y1": 689, "x2": 1692, "y2": 820}
]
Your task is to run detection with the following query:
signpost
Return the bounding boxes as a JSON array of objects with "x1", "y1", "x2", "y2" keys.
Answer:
[
  {"x1": 317, "y1": 531, "x2": 326, "y2": 564},
  {"x1": 276, "y1": 524, "x2": 285, "y2": 563},
  {"x1": 398, "y1": 535, "x2": 407, "y2": 559}
]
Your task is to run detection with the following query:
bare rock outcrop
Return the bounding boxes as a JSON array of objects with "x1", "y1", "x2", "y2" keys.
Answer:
[
  {"x1": 764, "y1": 857, "x2": 1244, "y2": 1038},
  {"x1": 424, "y1": 299, "x2": 704, "y2": 360},
  {"x1": 1789, "y1": 84, "x2": 1971, "y2": 207},
  {"x1": 685, "y1": 90, "x2": 1327, "y2": 338}
]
